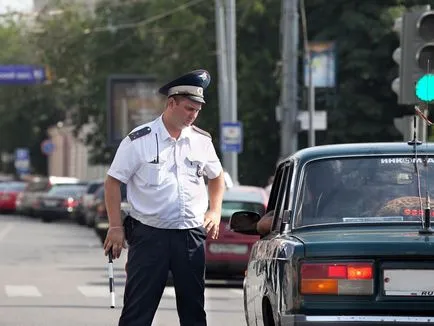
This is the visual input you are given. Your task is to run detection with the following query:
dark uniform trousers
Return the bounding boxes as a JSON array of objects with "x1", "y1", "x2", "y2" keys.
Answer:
[{"x1": 119, "y1": 218, "x2": 207, "y2": 326}]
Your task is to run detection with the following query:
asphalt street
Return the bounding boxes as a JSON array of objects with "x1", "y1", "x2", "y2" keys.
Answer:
[{"x1": 0, "y1": 214, "x2": 246, "y2": 326}]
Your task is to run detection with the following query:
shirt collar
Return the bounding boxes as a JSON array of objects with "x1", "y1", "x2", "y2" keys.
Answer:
[
  {"x1": 157, "y1": 114, "x2": 193, "y2": 141},
  {"x1": 180, "y1": 126, "x2": 193, "y2": 140},
  {"x1": 156, "y1": 115, "x2": 172, "y2": 141}
]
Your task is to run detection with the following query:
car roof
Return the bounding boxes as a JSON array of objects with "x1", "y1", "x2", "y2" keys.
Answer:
[
  {"x1": 280, "y1": 142, "x2": 434, "y2": 165},
  {"x1": 223, "y1": 185, "x2": 268, "y2": 205}
]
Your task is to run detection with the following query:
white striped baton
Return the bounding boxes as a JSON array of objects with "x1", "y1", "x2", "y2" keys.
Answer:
[{"x1": 108, "y1": 251, "x2": 115, "y2": 308}]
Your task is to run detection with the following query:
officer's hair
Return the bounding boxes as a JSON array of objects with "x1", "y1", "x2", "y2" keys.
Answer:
[{"x1": 166, "y1": 95, "x2": 187, "y2": 106}]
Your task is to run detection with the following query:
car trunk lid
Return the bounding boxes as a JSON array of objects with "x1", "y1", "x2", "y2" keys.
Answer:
[
  {"x1": 296, "y1": 226, "x2": 434, "y2": 313},
  {"x1": 295, "y1": 226, "x2": 434, "y2": 257}
]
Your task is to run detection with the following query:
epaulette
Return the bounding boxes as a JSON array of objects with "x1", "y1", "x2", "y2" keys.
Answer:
[
  {"x1": 191, "y1": 125, "x2": 211, "y2": 139},
  {"x1": 128, "y1": 126, "x2": 151, "y2": 141}
]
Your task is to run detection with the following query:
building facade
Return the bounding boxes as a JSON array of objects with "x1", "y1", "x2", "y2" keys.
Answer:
[{"x1": 46, "y1": 123, "x2": 109, "y2": 181}]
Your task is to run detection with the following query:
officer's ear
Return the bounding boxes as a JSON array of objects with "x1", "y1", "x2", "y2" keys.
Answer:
[{"x1": 167, "y1": 96, "x2": 176, "y2": 111}]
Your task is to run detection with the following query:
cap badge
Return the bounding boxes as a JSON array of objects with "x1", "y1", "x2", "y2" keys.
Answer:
[
  {"x1": 198, "y1": 72, "x2": 208, "y2": 81},
  {"x1": 197, "y1": 88, "x2": 203, "y2": 96}
]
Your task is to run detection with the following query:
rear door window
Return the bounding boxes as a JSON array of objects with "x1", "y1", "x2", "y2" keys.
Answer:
[{"x1": 271, "y1": 162, "x2": 294, "y2": 233}]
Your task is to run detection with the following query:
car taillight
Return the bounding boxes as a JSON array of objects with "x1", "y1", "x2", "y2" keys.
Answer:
[
  {"x1": 300, "y1": 262, "x2": 374, "y2": 295},
  {"x1": 64, "y1": 198, "x2": 79, "y2": 208}
]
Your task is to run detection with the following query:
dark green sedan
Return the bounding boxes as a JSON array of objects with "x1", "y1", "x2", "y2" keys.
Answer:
[{"x1": 230, "y1": 142, "x2": 434, "y2": 326}]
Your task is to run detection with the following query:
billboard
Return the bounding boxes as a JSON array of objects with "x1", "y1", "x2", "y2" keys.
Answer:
[
  {"x1": 304, "y1": 41, "x2": 336, "y2": 88},
  {"x1": 107, "y1": 75, "x2": 166, "y2": 146}
]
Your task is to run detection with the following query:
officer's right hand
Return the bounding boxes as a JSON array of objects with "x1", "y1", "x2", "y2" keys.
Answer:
[{"x1": 103, "y1": 227, "x2": 126, "y2": 259}]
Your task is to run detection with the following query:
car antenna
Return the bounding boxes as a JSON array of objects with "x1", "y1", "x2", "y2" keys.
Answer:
[
  {"x1": 419, "y1": 150, "x2": 432, "y2": 235},
  {"x1": 417, "y1": 102, "x2": 433, "y2": 234},
  {"x1": 415, "y1": 59, "x2": 433, "y2": 235}
]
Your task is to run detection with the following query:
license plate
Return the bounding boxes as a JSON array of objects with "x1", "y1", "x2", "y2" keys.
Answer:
[
  {"x1": 208, "y1": 243, "x2": 248, "y2": 255},
  {"x1": 384, "y1": 269, "x2": 434, "y2": 296}
]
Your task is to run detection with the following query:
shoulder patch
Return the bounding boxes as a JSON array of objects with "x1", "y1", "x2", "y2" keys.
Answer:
[
  {"x1": 192, "y1": 125, "x2": 211, "y2": 139},
  {"x1": 128, "y1": 126, "x2": 151, "y2": 141}
]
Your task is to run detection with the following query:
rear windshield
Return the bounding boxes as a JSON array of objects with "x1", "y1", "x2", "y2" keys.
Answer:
[
  {"x1": 294, "y1": 156, "x2": 434, "y2": 227},
  {"x1": 221, "y1": 201, "x2": 265, "y2": 221},
  {"x1": 4, "y1": 182, "x2": 27, "y2": 191},
  {"x1": 26, "y1": 180, "x2": 49, "y2": 192},
  {"x1": 47, "y1": 184, "x2": 88, "y2": 197}
]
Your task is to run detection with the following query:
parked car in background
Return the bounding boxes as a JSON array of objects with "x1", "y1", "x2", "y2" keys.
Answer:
[
  {"x1": 16, "y1": 176, "x2": 80, "y2": 217},
  {"x1": 85, "y1": 184, "x2": 104, "y2": 230},
  {"x1": 0, "y1": 181, "x2": 27, "y2": 213},
  {"x1": 94, "y1": 183, "x2": 128, "y2": 244},
  {"x1": 74, "y1": 179, "x2": 105, "y2": 226},
  {"x1": 230, "y1": 142, "x2": 434, "y2": 326},
  {"x1": 33, "y1": 183, "x2": 89, "y2": 223},
  {"x1": 205, "y1": 185, "x2": 268, "y2": 279},
  {"x1": 204, "y1": 170, "x2": 234, "y2": 189}
]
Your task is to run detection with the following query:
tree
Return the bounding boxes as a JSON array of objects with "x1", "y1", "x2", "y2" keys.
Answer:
[
  {"x1": 0, "y1": 14, "x2": 55, "y2": 175},
  {"x1": 2, "y1": 0, "x2": 430, "y2": 185}
]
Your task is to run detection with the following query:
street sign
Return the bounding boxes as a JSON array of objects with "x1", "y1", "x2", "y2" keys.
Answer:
[
  {"x1": 0, "y1": 65, "x2": 48, "y2": 85},
  {"x1": 221, "y1": 122, "x2": 243, "y2": 153},
  {"x1": 297, "y1": 111, "x2": 327, "y2": 131},
  {"x1": 41, "y1": 139, "x2": 55, "y2": 155},
  {"x1": 14, "y1": 148, "x2": 30, "y2": 176}
]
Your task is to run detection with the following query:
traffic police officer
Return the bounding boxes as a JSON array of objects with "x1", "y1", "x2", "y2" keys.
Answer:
[{"x1": 103, "y1": 69, "x2": 225, "y2": 326}]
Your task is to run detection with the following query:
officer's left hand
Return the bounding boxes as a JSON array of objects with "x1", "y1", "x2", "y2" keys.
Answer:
[{"x1": 203, "y1": 210, "x2": 221, "y2": 239}]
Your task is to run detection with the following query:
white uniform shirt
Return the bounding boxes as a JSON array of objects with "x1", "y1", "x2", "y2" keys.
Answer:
[{"x1": 107, "y1": 115, "x2": 223, "y2": 229}]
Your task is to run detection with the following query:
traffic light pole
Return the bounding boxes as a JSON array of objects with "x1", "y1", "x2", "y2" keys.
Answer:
[
  {"x1": 300, "y1": 0, "x2": 315, "y2": 147},
  {"x1": 280, "y1": 0, "x2": 299, "y2": 159},
  {"x1": 215, "y1": 0, "x2": 239, "y2": 185}
]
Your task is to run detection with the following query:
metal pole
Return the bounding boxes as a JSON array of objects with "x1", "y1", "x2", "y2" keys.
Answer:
[
  {"x1": 308, "y1": 68, "x2": 315, "y2": 146},
  {"x1": 215, "y1": 0, "x2": 233, "y2": 182},
  {"x1": 300, "y1": 0, "x2": 315, "y2": 147},
  {"x1": 280, "y1": 0, "x2": 299, "y2": 159},
  {"x1": 225, "y1": 0, "x2": 238, "y2": 184},
  {"x1": 215, "y1": 0, "x2": 229, "y2": 120}
]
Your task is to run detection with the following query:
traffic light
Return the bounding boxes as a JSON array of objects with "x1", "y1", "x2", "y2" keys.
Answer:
[
  {"x1": 391, "y1": 15, "x2": 403, "y2": 102},
  {"x1": 400, "y1": 7, "x2": 434, "y2": 104}
]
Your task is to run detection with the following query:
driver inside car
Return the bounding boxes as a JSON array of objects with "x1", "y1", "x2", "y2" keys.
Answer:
[
  {"x1": 256, "y1": 210, "x2": 274, "y2": 235},
  {"x1": 255, "y1": 160, "x2": 340, "y2": 236}
]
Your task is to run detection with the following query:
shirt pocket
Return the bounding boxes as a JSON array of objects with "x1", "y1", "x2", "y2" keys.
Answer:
[
  {"x1": 185, "y1": 156, "x2": 205, "y2": 183},
  {"x1": 137, "y1": 162, "x2": 164, "y2": 186},
  {"x1": 148, "y1": 163, "x2": 164, "y2": 185}
]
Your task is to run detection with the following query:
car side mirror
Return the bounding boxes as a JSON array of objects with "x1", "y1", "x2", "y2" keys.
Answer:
[{"x1": 229, "y1": 211, "x2": 261, "y2": 235}]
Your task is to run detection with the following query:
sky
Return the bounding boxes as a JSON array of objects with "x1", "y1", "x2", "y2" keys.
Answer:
[{"x1": 0, "y1": 0, "x2": 33, "y2": 14}]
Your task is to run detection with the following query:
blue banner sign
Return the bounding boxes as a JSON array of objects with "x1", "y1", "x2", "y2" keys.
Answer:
[
  {"x1": 0, "y1": 65, "x2": 48, "y2": 85},
  {"x1": 14, "y1": 148, "x2": 30, "y2": 176},
  {"x1": 221, "y1": 121, "x2": 243, "y2": 153}
]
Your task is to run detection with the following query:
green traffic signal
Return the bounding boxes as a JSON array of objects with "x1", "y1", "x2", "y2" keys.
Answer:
[{"x1": 415, "y1": 74, "x2": 434, "y2": 102}]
